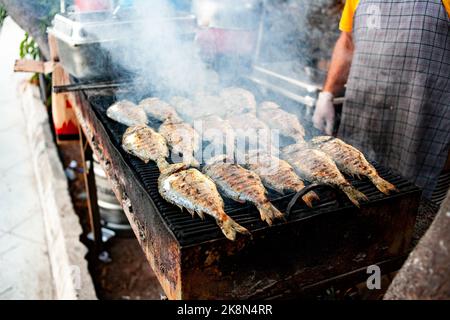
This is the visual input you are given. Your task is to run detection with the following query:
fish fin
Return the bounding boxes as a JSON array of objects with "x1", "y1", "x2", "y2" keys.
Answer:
[
  {"x1": 369, "y1": 175, "x2": 398, "y2": 195},
  {"x1": 217, "y1": 217, "x2": 251, "y2": 241},
  {"x1": 197, "y1": 211, "x2": 205, "y2": 220},
  {"x1": 340, "y1": 185, "x2": 369, "y2": 208},
  {"x1": 301, "y1": 191, "x2": 320, "y2": 208},
  {"x1": 257, "y1": 202, "x2": 285, "y2": 226},
  {"x1": 156, "y1": 158, "x2": 170, "y2": 171}
]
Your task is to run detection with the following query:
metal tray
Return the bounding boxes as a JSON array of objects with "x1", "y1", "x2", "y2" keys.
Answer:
[{"x1": 48, "y1": 11, "x2": 197, "y2": 79}]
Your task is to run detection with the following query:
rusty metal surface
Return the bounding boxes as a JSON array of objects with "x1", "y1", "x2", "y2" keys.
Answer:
[
  {"x1": 73, "y1": 91, "x2": 182, "y2": 299},
  {"x1": 72, "y1": 90, "x2": 421, "y2": 300}
]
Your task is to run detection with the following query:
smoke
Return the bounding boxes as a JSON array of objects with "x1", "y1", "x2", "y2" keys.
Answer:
[
  {"x1": 86, "y1": 0, "x2": 341, "y2": 165},
  {"x1": 99, "y1": 0, "x2": 215, "y2": 98}
]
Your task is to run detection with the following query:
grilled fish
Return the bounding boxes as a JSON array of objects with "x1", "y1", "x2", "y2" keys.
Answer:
[
  {"x1": 283, "y1": 144, "x2": 368, "y2": 207},
  {"x1": 159, "y1": 117, "x2": 201, "y2": 167},
  {"x1": 220, "y1": 87, "x2": 257, "y2": 117},
  {"x1": 169, "y1": 96, "x2": 196, "y2": 123},
  {"x1": 203, "y1": 155, "x2": 285, "y2": 225},
  {"x1": 228, "y1": 113, "x2": 275, "y2": 152},
  {"x1": 228, "y1": 113, "x2": 269, "y2": 132},
  {"x1": 139, "y1": 98, "x2": 182, "y2": 122},
  {"x1": 158, "y1": 163, "x2": 250, "y2": 241},
  {"x1": 106, "y1": 100, "x2": 148, "y2": 127},
  {"x1": 245, "y1": 151, "x2": 319, "y2": 207},
  {"x1": 199, "y1": 115, "x2": 236, "y2": 153},
  {"x1": 193, "y1": 92, "x2": 226, "y2": 119},
  {"x1": 258, "y1": 101, "x2": 306, "y2": 142},
  {"x1": 122, "y1": 125, "x2": 169, "y2": 170},
  {"x1": 310, "y1": 136, "x2": 398, "y2": 194}
]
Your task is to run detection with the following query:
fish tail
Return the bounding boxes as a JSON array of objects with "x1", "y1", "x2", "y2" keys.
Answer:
[
  {"x1": 257, "y1": 202, "x2": 285, "y2": 226},
  {"x1": 217, "y1": 217, "x2": 250, "y2": 241},
  {"x1": 341, "y1": 185, "x2": 368, "y2": 208},
  {"x1": 369, "y1": 175, "x2": 398, "y2": 195},
  {"x1": 183, "y1": 155, "x2": 200, "y2": 168},
  {"x1": 156, "y1": 158, "x2": 170, "y2": 171},
  {"x1": 301, "y1": 191, "x2": 320, "y2": 208}
]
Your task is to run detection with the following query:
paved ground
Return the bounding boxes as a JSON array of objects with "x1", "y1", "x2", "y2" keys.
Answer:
[{"x1": 0, "y1": 18, "x2": 55, "y2": 299}]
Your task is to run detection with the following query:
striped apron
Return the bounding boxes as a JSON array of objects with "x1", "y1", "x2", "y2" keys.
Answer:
[{"x1": 338, "y1": 0, "x2": 450, "y2": 199}]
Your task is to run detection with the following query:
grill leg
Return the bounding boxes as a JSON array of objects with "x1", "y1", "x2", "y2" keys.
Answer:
[{"x1": 79, "y1": 127, "x2": 110, "y2": 262}]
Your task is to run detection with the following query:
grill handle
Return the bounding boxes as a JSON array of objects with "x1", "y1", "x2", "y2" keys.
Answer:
[{"x1": 286, "y1": 184, "x2": 347, "y2": 218}]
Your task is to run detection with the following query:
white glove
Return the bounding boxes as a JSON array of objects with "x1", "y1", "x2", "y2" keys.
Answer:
[{"x1": 313, "y1": 91, "x2": 335, "y2": 135}]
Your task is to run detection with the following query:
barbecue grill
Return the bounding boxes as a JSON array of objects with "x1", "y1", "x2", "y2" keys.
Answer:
[{"x1": 69, "y1": 85, "x2": 420, "y2": 299}]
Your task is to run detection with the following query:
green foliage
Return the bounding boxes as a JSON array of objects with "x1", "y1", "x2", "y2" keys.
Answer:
[
  {"x1": 0, "y1": 5, "x2": 7, "y2": 27},
  {"x1": 36, "y1": 0, "x2": 60, "y2": 34},
  {"x1": 20, "y1": 33, "x2": 40, "y2": 60}
]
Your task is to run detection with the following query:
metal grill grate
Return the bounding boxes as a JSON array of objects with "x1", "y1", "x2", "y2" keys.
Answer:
[{"x1": 88, "y1": 94, "x2": 421, "y2": 246}]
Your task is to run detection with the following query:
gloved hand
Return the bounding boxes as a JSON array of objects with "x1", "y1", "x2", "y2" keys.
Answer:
[{"x1": 313, "y1": 91, "x2": 335, "y2": 135}]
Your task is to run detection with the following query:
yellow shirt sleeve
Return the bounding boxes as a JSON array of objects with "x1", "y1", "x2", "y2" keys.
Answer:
[
  {"x1": 339, "y1": 0, "x2": 360, "y2": 32},
  {"x1": 443, "y1": 0, "x2": 450, "y2": 17},
  {"x1": 339, "y1": 0, "x2": 449, "y2": 32}
]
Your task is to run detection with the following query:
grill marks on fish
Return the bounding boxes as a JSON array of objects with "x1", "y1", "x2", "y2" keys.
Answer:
[
  {"x1": 139, "y1": 98, "x2": 181, "y2": 123},
  {"x1": 283, "y1": 146, "x2": 368, "y2": 207},
  {"x1": 203, "y1": 156, "x2": 285, "y2": 225},
  {"x1": 106, "y1": 100, "x2": 148, "y2": 127},
  {"x1": 158, "y1": 164, "x2": 249, "y2": 241},
  {"x1": 258, "y1": 101, "x2": 306, "y2": 142},
  {"x1": 122, "y1": 125, "x2": 170, "y2": 170},
  {"x1": 310, "y1": 136, "x2": 398, "y2": 195},
  {"x1": 159, "y1": 118, "x2": 201, "y2": 168},
  {"x1": 245, "y1": 151, "x2": 319, "y2": 207}
]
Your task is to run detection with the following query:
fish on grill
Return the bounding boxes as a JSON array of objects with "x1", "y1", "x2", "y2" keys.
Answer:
[
  {"x1": 220, "y1": 87, "x2": 257, "y2": 117},
  {"x1": 193, "y1": 93, "x2": 226, "y2": 119},
  {"x1": 159, "y1": 117, "x2": 201, "y2": 167},
  {"x1": 258, "y1": 101, "x2": 306, "y2": 142},
  {"x1": 158, "y1": 163, "x2": 250, "y2": 241},
  {"x1": 139, "y1": 98, "x2": 182, "y2": 123},
  {"x1": 169, "y1": 96, "x2": 196, "y2": 123},
  {"x1": 203, "y1": 155, "x2": 285, "y2": 225},
  {"x1": 245, "y1": 151, "x2": 319, "y2": 207},
  {"x1": 310, "y1": 136, "x2": 398, "y2": 195},
  {"x1": 106, "y1": 100, "x2": 148, "y2": 127},
  {"x1": 227, "y1": 113, "x2": 275, "y2": 152},
  {"x1": 199, "y1": 115, "x2": 236, "y2": 155},
  {"x1": 283, "y1": 144, "x2": 368, "y2": 207},
  {"x1": 122, "y1": 125, "x2": 169, "y2": 171}
]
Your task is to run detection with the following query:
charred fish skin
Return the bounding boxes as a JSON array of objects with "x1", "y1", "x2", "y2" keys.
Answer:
[
  {"x1": 283, "y1": 146, "x2": 368, "y2": 207},
  {"x1": 139, "y1": 97, "x2": 182, "y2": 123},
  {"x1": 159, "y1": 118, "x2": 201, "y2": 168},
  {"x1": 203, "y1": 155, "x2": 285, "y2": 225},
  {"x1": 310, "y1": 136, "x2": 398, "y2": 195},
  {"x1": 122, "y1": 125, "x2": 169, "y2": 170},
  {"x1": 106, "y1": 100, "x2": 148, "y2": 127},
  {"x1": 245, "y1": 151, "x2": 319, "y2": 208},
  {"x1": 258, "y1": 102, "x2": 306, "y2": 142},
  {"x1": 158, "y1": 163, "x2": 250, "y2": 241}
]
